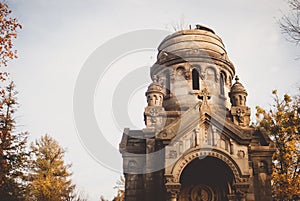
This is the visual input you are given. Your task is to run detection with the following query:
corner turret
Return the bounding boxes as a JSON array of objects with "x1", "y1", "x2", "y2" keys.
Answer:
[
  {"x1": 144, "y1": 76, "x2": 166, "y2": 128},
  {"x1": 229, "y1": 76, "x2": 251, "y2": 127}
]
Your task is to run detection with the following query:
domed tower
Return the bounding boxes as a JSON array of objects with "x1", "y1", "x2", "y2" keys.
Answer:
[
  {"x1": 229, "y1": 76, "x2": 251, "y2": 127},
  {"x1": 120, "y1": 25, "x2": 275, "y2": 201},
  {"x1": 144, "y1": 75, "x2": 166, "y2": 129},
  {"x1": 230, "y1": 76, "x2": 247, "y2": 106},
  {"x1": 151, "y1": 24, "x2": 234, "y2": 112}
]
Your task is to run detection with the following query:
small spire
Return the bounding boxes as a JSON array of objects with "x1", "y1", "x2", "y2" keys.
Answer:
[{"x1": 235, "y1": 75, "x2": 239, "y2": 82}]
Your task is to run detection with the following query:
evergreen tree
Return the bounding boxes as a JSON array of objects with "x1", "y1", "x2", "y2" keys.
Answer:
[
  {"x1": 27, "y1": 134, "x2": 75, "y2": 201},
  {"x1": 0, "y1": 3, "x2": 27, "y2": 200},
  {"x1": 0, "y1": 81, "x2": 28, "y2": 201},
  {"x1": 256, "y1": 89, "x2": 300, "y2": 200}
]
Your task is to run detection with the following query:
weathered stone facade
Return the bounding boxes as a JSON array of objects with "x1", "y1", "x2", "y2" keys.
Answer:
[{"x1": 119, "y1": 25, "x2": 275, "y2": 201}]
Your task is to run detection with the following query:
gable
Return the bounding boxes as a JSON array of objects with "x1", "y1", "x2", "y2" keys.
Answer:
[{"x1": 157, "y1": 102, "x2": 252, "y2": 146}]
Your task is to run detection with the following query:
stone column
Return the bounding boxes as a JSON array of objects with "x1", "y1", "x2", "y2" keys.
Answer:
[
  {"x1": 165, "y1": 183, "x2": 181, "y2": 201},
  {"x1": 168, "y1": 192, "x2": 178, "y2": 201},
  {"x1": 250, "y1": 143, "x2": 275, "y2": 201},
  {"x1": 227, "y1": 194, "x2": 238, "y2": 201},
  {"x1": 234, "y1": 182, "x2": 250, "y2": 201}
]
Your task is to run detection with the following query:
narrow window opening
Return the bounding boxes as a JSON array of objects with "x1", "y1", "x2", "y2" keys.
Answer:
[
  {"x1": 166, "y1": 70, "x2": 170, "y2": 95},
  {"x1": 220, "y1": 73, "x2": 225, "y2": 95},
  {"x1": 192, "y1": 69, "x2": 200, "y2": 90},
  {"x1": 239, "y1": 95, "x2": 243, "y2": 105}
]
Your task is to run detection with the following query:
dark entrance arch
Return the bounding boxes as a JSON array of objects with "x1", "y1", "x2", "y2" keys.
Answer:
[{"x1": 179, "y1": 156, "x2": 234, "y2": 201}]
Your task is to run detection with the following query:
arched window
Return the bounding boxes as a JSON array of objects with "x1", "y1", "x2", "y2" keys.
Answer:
[
  {"x1": 220, "y1": 73, "x2": 225, "y2": 95},
  {"x1": 192, "y1": 68, "x2": 200, "y2": 90},
  {"x1": 239, "y1": 95, "x2": 243, "y2": 105},
  {"x1": 165, "y1": 70, "x2": 170, "y2": 95}
]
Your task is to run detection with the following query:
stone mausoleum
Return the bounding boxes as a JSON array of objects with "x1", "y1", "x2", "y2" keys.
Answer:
[{"x1": 119, "y1": 25, "x2": 275, "y2": 201}]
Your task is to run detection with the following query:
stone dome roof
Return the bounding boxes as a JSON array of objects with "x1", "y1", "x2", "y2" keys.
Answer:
[
  {"x1": 231, "y1": 76, "x2": 247, "y2": 95},
  {"x1": 145, "y1": 76, "x2": 165, "y2": 96},
  {"x1": 154, "y1": 24, "x2": 235, "y2": 73}
]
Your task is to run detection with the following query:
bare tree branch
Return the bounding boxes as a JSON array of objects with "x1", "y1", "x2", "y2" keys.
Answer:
[{"x1": 280, "y1": 0, "x2": 300, "y2": 45}]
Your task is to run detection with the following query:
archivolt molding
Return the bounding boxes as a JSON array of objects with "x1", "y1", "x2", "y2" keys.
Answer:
[{"x1": 170, "y1": 148, "x2": 248, "y2": 183}]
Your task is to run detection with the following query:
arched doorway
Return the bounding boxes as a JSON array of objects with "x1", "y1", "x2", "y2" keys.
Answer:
[{"x1": 178, "y1": 156, "x2": 234, "y2": 201}]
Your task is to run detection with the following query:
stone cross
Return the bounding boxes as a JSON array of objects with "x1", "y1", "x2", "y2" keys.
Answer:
[{"x1": 198, "y1": 88, "x2": 211, "y2": 105}]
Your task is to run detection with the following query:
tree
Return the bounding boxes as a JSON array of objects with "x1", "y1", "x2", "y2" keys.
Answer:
[
  {"x1": 99, "y1": 176, "x2": 125, "y2": 201},
  {"x1": 27, "y1": 134, "x2": 75, "y2": 201},
  {"x1": 280, "y1": 0, "x2": 300, "y2": 44},
  {"x1": 0, "y1": 4, "x2": 27, "y2": 200},
  {"x1": 0, "y1": 81, "x2": 28, "y2": 201},
  {"x1": 112, "y1": 176, "x2": 125, "y2": 201},
  {"x1": 256, "y1": 89, "x2": 300, "y2": 200},
  {"x1": 71, "y1": 190, "x2": 88, "y2": 201},
  {"x1": 99, "y1": 196, "x2": 108, "y2": 201},
  {"x1": 0, "y1": 1, "x2": 22, "y2": 79}
]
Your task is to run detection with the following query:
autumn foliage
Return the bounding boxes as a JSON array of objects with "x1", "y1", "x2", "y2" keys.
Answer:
[
  {"x1": 256, "y1": 89, "x2": 300, "y2": 200},
  {"x1": 0, "y1": 2, "x2": 22, "y2": 79},
  {"x1": 26, "y1": 134, "x2": 76, "y2": 201}
]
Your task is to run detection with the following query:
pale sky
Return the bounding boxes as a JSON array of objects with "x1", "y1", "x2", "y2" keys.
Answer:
[{"x1": 7, "y1": 0, "x2": 300, "y2": 200}]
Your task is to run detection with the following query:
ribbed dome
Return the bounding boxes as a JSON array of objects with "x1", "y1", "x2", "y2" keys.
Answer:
[
  {"x1": 231, "y1": 76, "x2": 247, "y2": 95},
  {"x1": 154, "y1": 25, "x2": 234, "y2": 74}
]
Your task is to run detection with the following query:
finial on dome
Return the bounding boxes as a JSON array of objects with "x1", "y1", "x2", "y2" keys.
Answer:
[{"x1": 235, "y1": 75, "x2": 239, "y2": 82}]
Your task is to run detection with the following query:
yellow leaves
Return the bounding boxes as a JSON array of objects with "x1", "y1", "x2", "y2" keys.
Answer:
[
  {"x1": 28, "y1": 134, "x2": 75, "y2": 201},
  {"x1": 272, "y1": 168, "x2": 300, "y2": 200},
  {"x1": 277, "y1": 111, "x2": 283, "y2": 116},
  {"x1": 255, "y1": 106, "x2": 264, "y2": 114},
  {"x1": 257, "y1": 89, "x2": 300, "y2": 200},
  {"x1": 284, "y1": 94, "x2": 292, "y2": 103}
]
